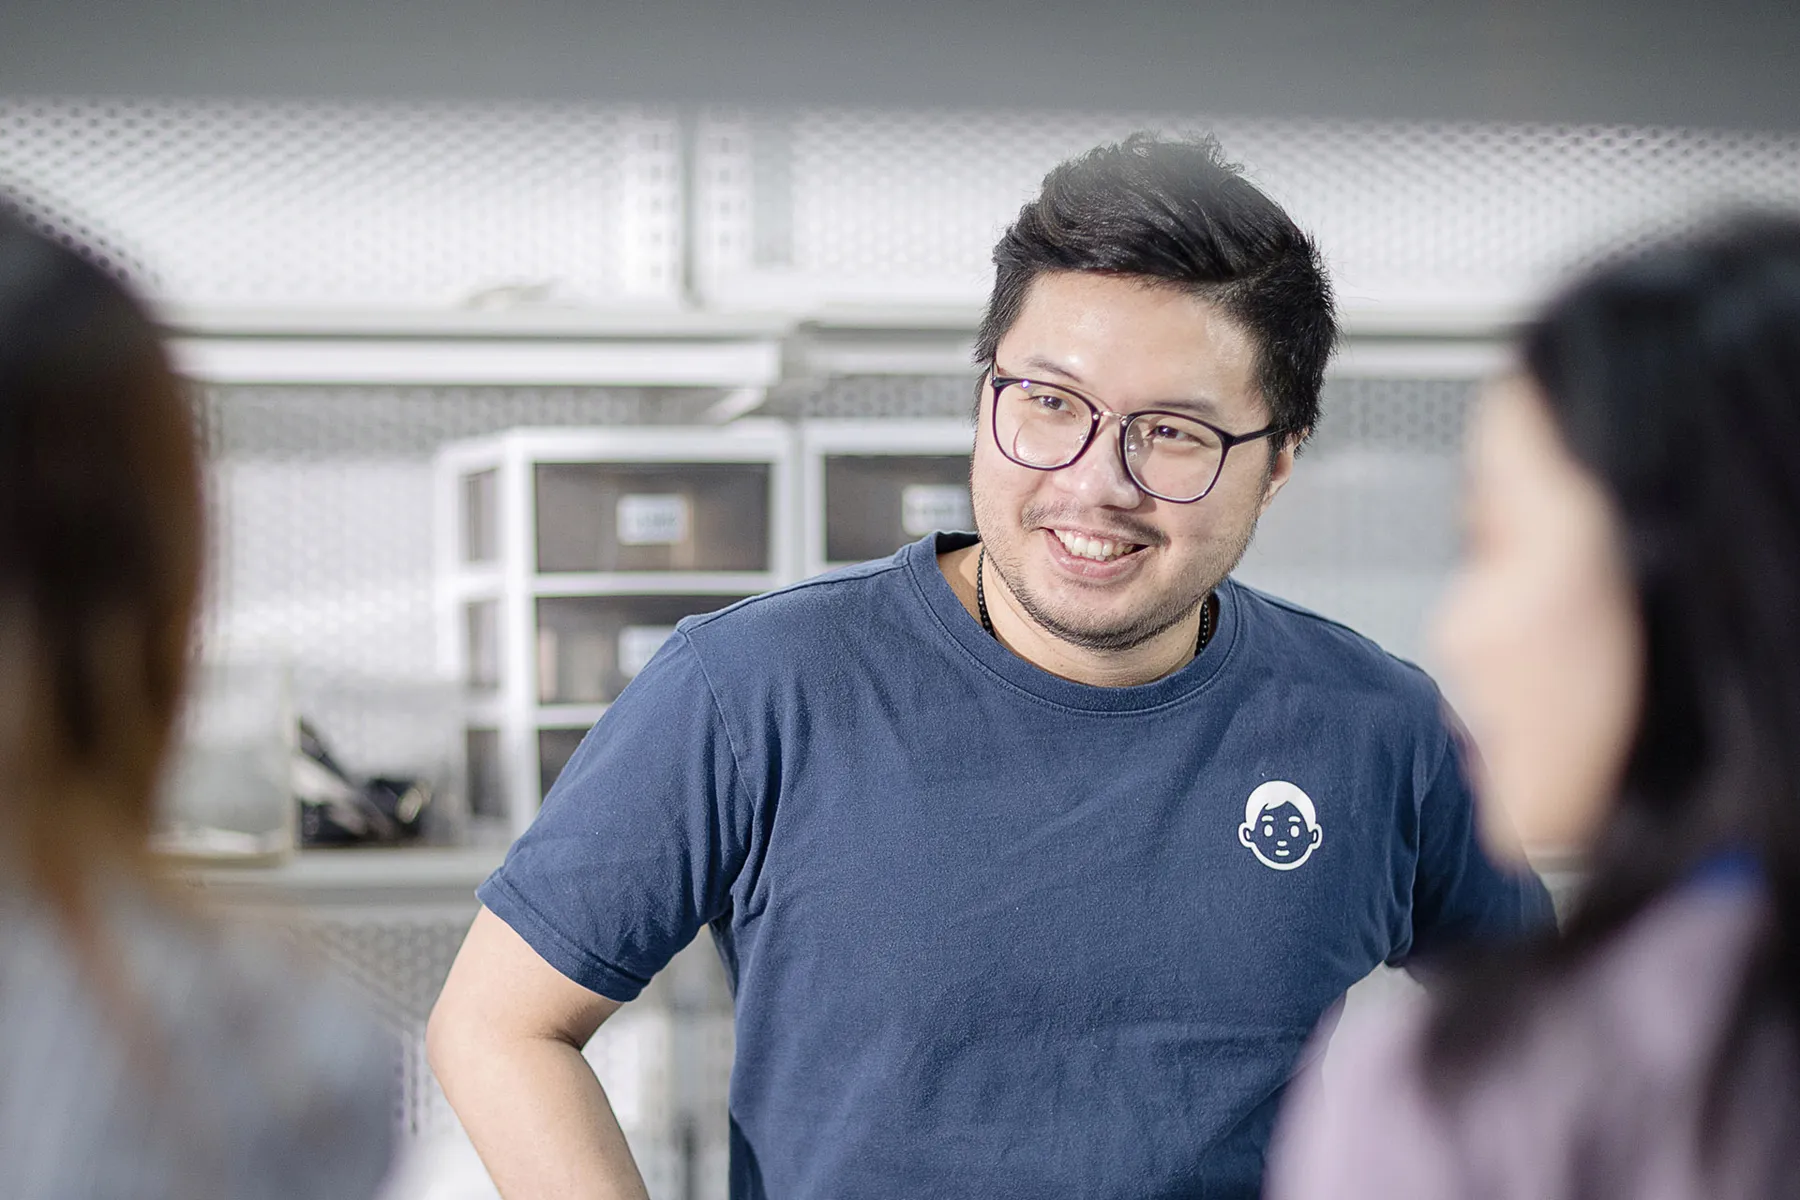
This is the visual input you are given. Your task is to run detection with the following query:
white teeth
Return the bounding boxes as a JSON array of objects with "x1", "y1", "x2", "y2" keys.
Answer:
[{"x1": 1053, "y1": 529, "x2": 1136, "y2": 562}]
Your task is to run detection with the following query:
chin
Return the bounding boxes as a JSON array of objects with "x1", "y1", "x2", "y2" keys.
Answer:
[{"x1": 1035, "y1": 607, "x2": 1173, "y2": 652}]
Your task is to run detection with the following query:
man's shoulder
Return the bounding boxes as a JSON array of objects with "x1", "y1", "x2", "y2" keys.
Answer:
[
  {"x1": 679, "y1": 550, "x2": 920, "y2": 651},
  {"x1": 1227, "y1": 579, "x2": 1440, "y2": 709}
]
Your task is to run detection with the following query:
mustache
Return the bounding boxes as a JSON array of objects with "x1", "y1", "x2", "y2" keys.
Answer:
[{"x1": 1021, "y1": 505, "x2": 1166, "y2": 548}]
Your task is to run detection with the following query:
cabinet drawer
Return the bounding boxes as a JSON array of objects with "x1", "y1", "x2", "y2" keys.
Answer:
[
  {"x1": 824, "y1": 454, "x2": 971, "y2": 564},
  {"x1": 536, "y1": 463, "x2": 772, "y2": 573}
]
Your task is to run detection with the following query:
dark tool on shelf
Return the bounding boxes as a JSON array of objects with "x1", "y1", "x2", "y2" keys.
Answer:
[{"x1": 295, "y1": 719, "x2": 432, "y2": 847}]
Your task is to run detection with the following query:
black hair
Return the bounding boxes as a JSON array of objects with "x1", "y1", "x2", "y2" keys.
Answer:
[
  {"x1": 974, "y1": 132, "x2": 1337, "y2": 443},
  {"x1": 1424, "y1": 213, "x2": 1800, "y2": 1167}
]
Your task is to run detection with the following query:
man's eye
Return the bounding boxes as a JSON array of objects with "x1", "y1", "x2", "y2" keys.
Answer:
[
  {"x1": 1262, "y1": 822, "x2": 1274, "y2": 835},
  {"x1": 1033, "y1": 392, "x2": 1071, "y2": 413}
]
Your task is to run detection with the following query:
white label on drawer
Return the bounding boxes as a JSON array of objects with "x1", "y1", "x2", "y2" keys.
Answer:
[
  {"x1": 617, "y1": 494, "x2": 690, "y2": 546},
  {"x1": 900, "y1": 484, "x2": 972, "y2": 536},
  {"x1": 618, "y1": 625, "x2": 679, "y2": 678}
]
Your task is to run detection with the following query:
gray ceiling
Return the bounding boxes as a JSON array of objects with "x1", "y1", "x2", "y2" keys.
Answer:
[{"x1": 2, "y1": 0, "x2": 1796, "y2": 130}]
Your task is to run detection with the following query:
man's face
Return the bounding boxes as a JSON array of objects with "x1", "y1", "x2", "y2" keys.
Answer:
[
  {"x1": 972, "y1": 270, "x2": 1295, "y2": 651},
  {"x1": 1240, "y1": 801, "x2": 1319, "y2": 867}
]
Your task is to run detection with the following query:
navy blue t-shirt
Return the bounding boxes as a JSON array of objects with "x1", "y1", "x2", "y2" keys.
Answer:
[{"x1": 480, "y1": 532, "x2": 1552, "y2": 1200}]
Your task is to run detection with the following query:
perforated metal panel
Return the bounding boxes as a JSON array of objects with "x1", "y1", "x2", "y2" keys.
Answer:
[
  {"x1": 1236, "y1": 375, "x2": 1479, "y2": 663},
  {"x1": 773, "y1": 374, "x2": 976, "y2": 420},
  {"x1": 0, "y1": 100, "x2": 684, "y2": 307},
  {"x1": 699, "y1": 110, "x2": 1800, "y2": 308},
  {"x1": 0, "y1": 169, "x2": 158, "y2": 287},
  {"x1": 1304, "y1": 376, "x2": 1477, "y2": 457},
  {"x1": 8, "y1": 100, "x2": 1797, "y2": 314}
]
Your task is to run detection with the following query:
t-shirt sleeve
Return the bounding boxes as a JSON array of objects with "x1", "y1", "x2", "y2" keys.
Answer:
[
  {"x1": 477, "y1": 628, "x2": 754, "y2": 1002},
  {"x1": 1394, "y1": 717, "x2": 1555, "y2": 968}
]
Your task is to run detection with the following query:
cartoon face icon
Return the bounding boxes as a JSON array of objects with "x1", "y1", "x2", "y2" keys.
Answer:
[{"x1": 1238, "y1": 780, "x2": 1323, "y2": 871}]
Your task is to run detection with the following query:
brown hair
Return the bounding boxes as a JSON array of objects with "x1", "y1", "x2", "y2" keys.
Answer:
[{"x1": 0, "y1": 206, "x2": 203, "y2": 945}]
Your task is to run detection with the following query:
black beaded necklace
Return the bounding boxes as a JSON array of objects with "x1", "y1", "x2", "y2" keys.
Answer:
[{"x1": 974, "y1": 545, "x2": 1214, "y2": 656}]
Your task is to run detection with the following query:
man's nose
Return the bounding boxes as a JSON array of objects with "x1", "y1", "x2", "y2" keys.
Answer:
[{"x1": 1054, "y1": 419, "x2": 1143, "y2": 508}]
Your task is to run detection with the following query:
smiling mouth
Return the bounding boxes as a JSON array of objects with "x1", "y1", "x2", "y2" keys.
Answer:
[{"x1": 1049, "y1": 528, "x2": 1148, "y2": 563}]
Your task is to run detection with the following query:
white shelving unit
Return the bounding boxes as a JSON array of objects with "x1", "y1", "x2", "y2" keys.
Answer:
[
  {"x1": 799, "y1": 419, "x2": 976, "y2": 578},
  {"x1": 435, "y1": 423, "x2": 798, "y2": 835}
]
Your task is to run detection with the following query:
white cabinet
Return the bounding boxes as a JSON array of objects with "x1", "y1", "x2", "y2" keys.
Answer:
[
  {"x1": 436, "y1": 424, "x2": 797, "y2": 834},
  {"x1": 799, "y1": 420, "x2": 975, "y2": 577}
]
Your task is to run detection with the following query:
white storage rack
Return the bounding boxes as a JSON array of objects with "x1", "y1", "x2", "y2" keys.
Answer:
[
  {"x1": 798, "y1": 419, "x2": 976, "y2": 577},
  {"x1": 435, "y1": 423, "x2": 799, "y2": 835}
]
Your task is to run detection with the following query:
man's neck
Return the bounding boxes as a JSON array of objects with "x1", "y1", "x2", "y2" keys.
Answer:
[{"x1": 939, "y1": 544, "x2": 1203, "y2": 688}]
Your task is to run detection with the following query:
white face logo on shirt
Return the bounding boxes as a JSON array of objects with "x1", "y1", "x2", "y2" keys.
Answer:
[{"x1": 1238, "y1": 780, "x2": 1323, "y2": 871}]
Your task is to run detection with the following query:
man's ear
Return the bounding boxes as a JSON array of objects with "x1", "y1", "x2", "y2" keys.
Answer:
[
  {"x1": 1238, "y1": 825, "x2": 1255, "y2": 848},
  {"x1": 1259, "y1": 431, "x2": 1304, "y2": 514},
  {"x1": 1310, "y1": 826, "x2": 1322, "y2": 846}
]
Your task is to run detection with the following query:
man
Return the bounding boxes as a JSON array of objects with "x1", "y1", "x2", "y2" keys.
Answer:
[{"x1": 428, "y1": 133, "x2": 1552, "y2": 1200}]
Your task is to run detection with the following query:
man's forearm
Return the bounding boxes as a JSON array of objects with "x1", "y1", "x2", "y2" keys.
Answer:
[{"x1": 431, "y1": 1026, "x2": 649, "y2": 1200}]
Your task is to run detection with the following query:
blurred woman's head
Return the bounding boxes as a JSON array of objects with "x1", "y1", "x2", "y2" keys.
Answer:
[
  {"x1": 1434, "y1": 375, "x2": 1643, "y2": 856},
  {"x1": 1435, "y1": 214, "x2": 1800, "y2": 888},
  {"x1": 0, "y1": 208, "x2": 203, "y2": 891}
]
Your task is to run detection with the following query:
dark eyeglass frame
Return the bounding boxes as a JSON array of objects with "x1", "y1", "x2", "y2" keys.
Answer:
[{"x1": 987, "y1": 368, "x2": 1282, "y2": 503}]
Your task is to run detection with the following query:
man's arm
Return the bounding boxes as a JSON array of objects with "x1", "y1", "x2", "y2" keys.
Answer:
[
  {"x1": 427, "y1": 907, "x2": 647, "y2": 1200},
  {"x1": 428, "y1": 628, "x2": 757, "y2": 1194}
]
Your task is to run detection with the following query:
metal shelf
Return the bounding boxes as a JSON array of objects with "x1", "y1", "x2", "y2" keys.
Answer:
[
  {"x1": 531, "y1": 573, "x2": 778, "y2": 597},
  {"x1": 169, "y1": 845, "x2": 504, "y2": 911}
]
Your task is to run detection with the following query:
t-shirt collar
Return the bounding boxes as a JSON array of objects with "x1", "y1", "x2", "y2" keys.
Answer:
[{"x1": 903, "y1": 531, "x2": 1239, "y2": 714}]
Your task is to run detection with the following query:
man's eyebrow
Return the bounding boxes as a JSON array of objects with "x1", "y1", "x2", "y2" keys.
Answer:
[
  {"x1": 1015, "y1": 354, "x2": 1086, "y2": 385},
  {"x1": 1151, "y1": 396, "x2": 1228, "y2": 421}
]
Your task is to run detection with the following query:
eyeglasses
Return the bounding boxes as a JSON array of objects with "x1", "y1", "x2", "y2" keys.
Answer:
[{"x1": 987, "y1": 367, "x2": 1281, "y2": 503}]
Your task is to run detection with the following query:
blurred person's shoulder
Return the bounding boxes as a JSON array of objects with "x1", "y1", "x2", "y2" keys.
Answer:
[
  {"x1": 1269, "y1": 880, "x2": 1780, "y2": 1200},
  {"x1": 118, "y1": 888, "x2": 400, "y2": 1192},
  {"x1": 1265, "y1": 977, "x2": 1460, "y2": 1199},
  {"x1": 0, "y1": 883, "x2": 396, "y2": 1200}
]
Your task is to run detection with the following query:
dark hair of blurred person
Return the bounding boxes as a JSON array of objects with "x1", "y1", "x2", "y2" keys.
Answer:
[
  {"x1": 1266, "y1": 213, "x2": 1800, "y2": 1198},
  {"x1": 0, "y1": 211, "x2": 200, "y2": 969},
  {"x1": 0, "y1": 206, "x2": 395, "y2": 1200},
  {"x1": 975, "y1": 131, "x2": 1337, "y2": 447}
]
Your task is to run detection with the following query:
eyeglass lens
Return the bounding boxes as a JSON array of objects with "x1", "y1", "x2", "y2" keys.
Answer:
[{"x1": 994, "y1": 379, "x2": 1225, "y2": 501}]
